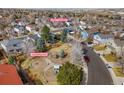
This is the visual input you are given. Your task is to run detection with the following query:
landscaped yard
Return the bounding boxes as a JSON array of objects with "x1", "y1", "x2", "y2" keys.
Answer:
[
  {"x1": 93, "y1": 44, "x2": 106, "y2": 51},
  {"x1": 113, "y1": 67, "x2": 124, "y2": 77},
  {"x1": 103, "y1": 53, "x2": 118, "y2": 62},
  {"x1": 20, "y1": 43, "x2": 72, "y2": 85}
]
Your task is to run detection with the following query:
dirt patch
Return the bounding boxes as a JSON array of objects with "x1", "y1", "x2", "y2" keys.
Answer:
[
  {"x1": 48, "y1": 43, "x2": 72, "y2": 64},
  {"x1": 21, "y1": 43, "x2": 72, "y2": 84},
  {"x1": 45, "y1": 67, "x2": 57, "y2": 85}
]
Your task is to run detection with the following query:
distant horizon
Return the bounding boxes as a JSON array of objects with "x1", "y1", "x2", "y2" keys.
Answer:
[{"x1": 1, "y1": 8, "x2": 124, "y2": 13}]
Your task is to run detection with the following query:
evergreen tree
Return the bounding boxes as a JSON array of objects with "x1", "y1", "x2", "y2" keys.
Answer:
[
  {"x1": 8, "y1": 56, "x2": 15, "y2": 64},
  {"x1": 41, "y1": 25, "x2": 50, "y2": 43},
  {"x1": 59, "y1": 49, "x2": 65, "y2": 58},
  {"x1": 36, "y1": 38, "x2": 47, "y2": 52},
  {"x1": 61, "y1": 30, "x2": 67, "y2": 43},
  {"x1": 57, "y1": 62, "x2": 83, "y2": 85}
]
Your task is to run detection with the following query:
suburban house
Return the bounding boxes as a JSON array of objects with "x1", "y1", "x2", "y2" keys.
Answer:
[
  {"x1": 93, "y1": 33, "x2": 114, "y2": 45},
  {"x1": 13, "y1": 26, "x2": 28, "y2": 37},
  {"x1": 81, "y1": 30, "x2": 89, "y2": 40},
  {"x1": 0, "y1": 38, "x2": 25, "y2": 56},
  {"x1": 80, "y1": 21, "x2": 86, "y2": 26},
  {"x1": 25, "y1": 25, "x2": 32, "y2": 32},
  {"x1": 28, "y1": 34, "x2": 41, "y2": 42},
  {"x1": 0, "y1": 32, "x2": 42, "y2": 56},
  {"x1": 65, "y1": 22, "x2": 71, "y2": 27},
  {"x1": 107, "y1": 39, "x2": 124, "y2": 54},
  {"x1": 0, "y1": 64, "x2": 23, "y2": 85},
  {"x1": 119, "y1": 33, "x2": 124, "y2": 40}
]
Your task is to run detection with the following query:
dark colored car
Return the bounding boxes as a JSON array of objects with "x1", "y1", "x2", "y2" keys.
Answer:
[
  {"x1": 82, "y1": 48, "x2": 88, "y2": 54},
  {"x1": 80, "y1": 42, "x2": 86, "y2": 45},
  {"x1": 87, "y1": 41, "x2": 93, "y2": 45},
  {"x1": 83, "y1": 55, "x2": 90, "y2": 63}
]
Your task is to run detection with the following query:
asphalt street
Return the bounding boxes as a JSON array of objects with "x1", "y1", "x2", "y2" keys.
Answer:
[
  {"x1": 86, "y1": 47, "x2": 114, "y2": 85},
  {"x1": 68, "y1": 35, "x2": 113, "y2": 85}
]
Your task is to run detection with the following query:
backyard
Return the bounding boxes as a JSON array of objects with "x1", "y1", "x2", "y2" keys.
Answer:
[{"x1": 21, "y1": 43, "x2": 72, "y2": 84}]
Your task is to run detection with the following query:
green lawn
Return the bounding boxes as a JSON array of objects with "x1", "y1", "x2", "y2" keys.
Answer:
[
  {"x1": 113, "y1": 67, "x2": 124, "y2": 77},
  {"x1": 93, "y1": 45, "x2": 106, "y2": 51},
  {"x1": 103, "y1": 54, "x2": 118, "y2": 62}
]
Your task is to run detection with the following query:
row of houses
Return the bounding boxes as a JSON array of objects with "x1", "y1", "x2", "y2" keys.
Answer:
[
  {"x1": 93, "y1": 32, "x2": 124, "y2": 54},
  {"x1": 0, "y1": 34, "x2": 41, "y2": 56}
]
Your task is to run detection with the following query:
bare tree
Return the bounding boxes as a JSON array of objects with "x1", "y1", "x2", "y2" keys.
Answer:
[
  {"x1": 117, "y1": 45, "x2": 124, "y2": 73},
  {"x1": 23, "y1": 37, "x2": 35, "y2": 56},
  {"x1": 71, "y1": 40, "x2": 84, "y2": 66}
]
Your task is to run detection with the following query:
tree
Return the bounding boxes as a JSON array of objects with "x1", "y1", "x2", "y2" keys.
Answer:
[
  {"x1": 61, "y1": 30, "x2": 67, "y2": 43},
  {"x1": 57, "y1": 62, "x2": 83, "y2": 85},
  {"x1": 36, "y1": 38, "x2": 47, "y2": 52},
  {"x1": 41, "y1": 25, "x2": 50, "y2": 44},
  {"x1": 59, "y1": 49, "x2": 65, "y2": 58},
  {"x1": 8, "y1": 56, "x2": 15, "y2": 64},
  {"x1": 23, "y1": 38, "x2": 34, "y2": 56},
  {"x1": 48, "y1": 33, "x2": 56, "y2": 44},
  {"x1": 71, "y1": 41, "x2": 83, "y2": 65}
]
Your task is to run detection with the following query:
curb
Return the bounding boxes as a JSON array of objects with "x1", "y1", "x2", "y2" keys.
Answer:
[
  {"x1": 94, "y1": 50, "x2": 118, "y2": 85},
  {"x1": 83, "y1": 61, "x2": 88, "y2": 85}
]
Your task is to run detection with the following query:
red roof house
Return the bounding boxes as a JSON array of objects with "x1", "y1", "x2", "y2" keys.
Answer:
[{"x1": 0, "y1": 64, "x2": 23, "y2": 85}]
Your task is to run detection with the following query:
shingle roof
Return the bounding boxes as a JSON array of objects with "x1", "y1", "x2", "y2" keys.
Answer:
[
  {"x1": 99, "y1": 34, "x2": 114, "y2": 39},
  {"x1": 1, "y1": 39, "x2": 23, "y2": 47}
]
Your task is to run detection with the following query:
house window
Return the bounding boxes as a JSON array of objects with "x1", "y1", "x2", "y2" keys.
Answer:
[
  {"x1": 13, "y1": 44, "x2": 17, "y2": 47},
  {"x1": 9, "y1": 49, "x2": 14, "y2": 52}
]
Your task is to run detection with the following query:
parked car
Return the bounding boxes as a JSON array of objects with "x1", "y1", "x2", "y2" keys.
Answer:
[
  {"x1": 82, "y1": 48, "x2": 88, "y2": 54},
  {"x1": 83, "y1": 55, "x2": 90, "y2": 63},
  {"x1": 122, "y1": 82, "x2": 124, "y2": 85},
  {"x1": 80, "y1": 41, "x2": 86, "y2": 45},
  {"x1": 106, "y1": 64, "x2": 112, "y2": 68},
  {"x1": 86, "y1": 41, "x2": 94, "y2": 48}
]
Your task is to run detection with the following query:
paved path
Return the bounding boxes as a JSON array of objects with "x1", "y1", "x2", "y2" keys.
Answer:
[{"x1": 86, "y1": 47, "x2": 114, "y2": 85}]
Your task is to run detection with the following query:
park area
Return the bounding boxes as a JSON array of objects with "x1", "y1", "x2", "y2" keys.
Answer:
[{"x1": 21, "y1": 43, "x2": 72, "y2": 84}]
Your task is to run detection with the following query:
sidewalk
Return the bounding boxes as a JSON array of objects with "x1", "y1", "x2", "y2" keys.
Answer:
[
  {"x1": 94, "y1": 49, "x2": 124, "y2": 85},
  {"x1": 82, "y1": 59, "x2": 88, "y2": 85}
]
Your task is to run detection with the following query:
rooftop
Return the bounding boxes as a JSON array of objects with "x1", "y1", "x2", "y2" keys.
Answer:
[
  {"x1": 114, "y1": 39, "x2": 124, "y2": 47},
  {"x1": 1, "y1": 39, "x2": 23, "y2": 47},
  {"x1": 0, "y1": 64, "x2": 23, "y2": 85},
  {"x1": 99, "y1": 34, "x2": 114, "y2": 39}
]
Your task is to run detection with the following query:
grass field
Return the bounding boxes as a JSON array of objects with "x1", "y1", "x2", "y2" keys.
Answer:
[
  {"x1": 93, "y1": 44, "x2": 106, "y2": 51},
  {"x1": 113, "y1": 67, "x2": 124, "y2": 77},
  {"x1": 103, "y1": 53, "x2": 118, "y2": 62}
]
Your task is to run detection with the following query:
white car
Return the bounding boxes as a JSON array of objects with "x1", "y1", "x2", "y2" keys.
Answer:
[
  {"x1": 86, "y1": 42, "x2": 94, "y2": 48},
  {"x1": 122, "y1": 82, "x2": 124, "y2": 85}
]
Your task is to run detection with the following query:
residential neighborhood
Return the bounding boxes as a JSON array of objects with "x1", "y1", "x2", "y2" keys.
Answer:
[{"x1": 1, "y1": 8, "x2": 124, "y2": 85}]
